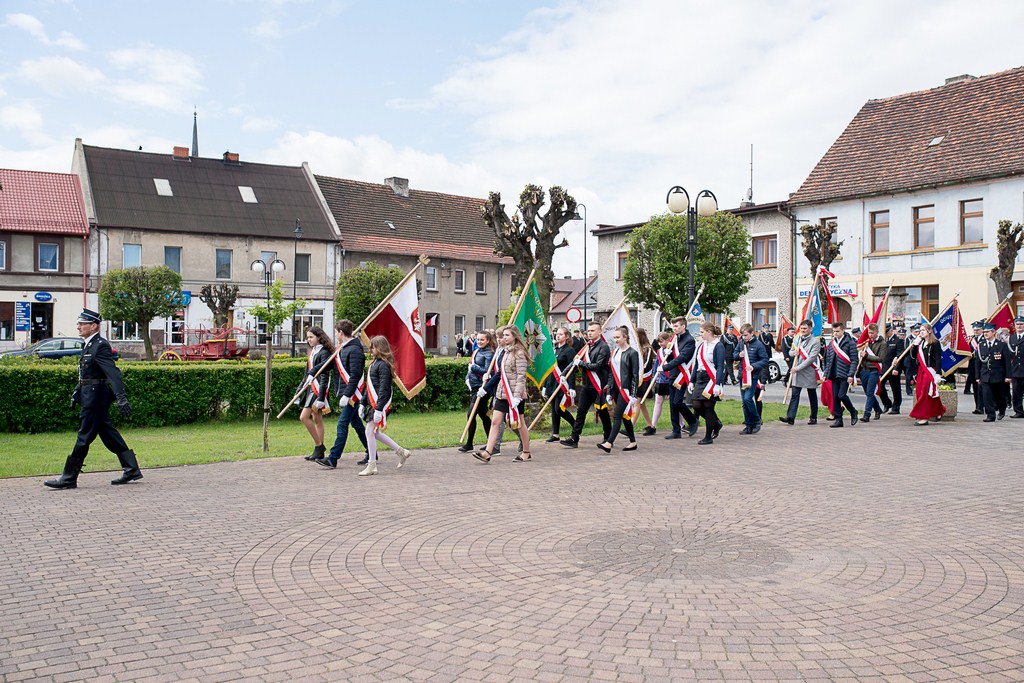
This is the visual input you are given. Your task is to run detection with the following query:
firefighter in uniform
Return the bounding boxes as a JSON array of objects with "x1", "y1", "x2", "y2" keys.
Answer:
[
  {"x1": 1007, "y1": 316, "x2": 1024, "y2": 418},
  {"x1": 976, "y1": 322, "x2": 1011, "y2": 421}
]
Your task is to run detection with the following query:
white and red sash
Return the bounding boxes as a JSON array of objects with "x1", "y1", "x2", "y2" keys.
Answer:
[
  {"x1": 307, "y1": 346, "x2": 324, "y2": 397},
  {"x1": 553, "y1": 363, "x2": 574, "y2": 410},
  {"x1": 695, "y1": 341, "x2": 720, "y2": 399},
  {"x1": 583, "y1": 343, "x2": 604, "y2": 393},
  {"x1": 640, "y1": 348, "x2": 654, "y2": 384},
  {"x1": 671, "y1": 335, "x2": 693, "y2": 389},
  {"x1": 740, "y1": 344, "x2": 753, "y2": 390},
  {"x1": 916, "y1": 342, "x2": 941, "y2": 399},
  {"x1": 797, "y1": 340, "x2": 823, "y2": 384},
  {"x1": 831, "y1": 337, "x2": 851, "y2": 366},
  {"x1": 499, "y1": 353, "x2": 522, "y2": 428},
  {"x1": 610, "y1": 347, "x2": 636, "y2": 421},
  {"x1": 333, "y1": 344, "x2": 365, "y2": 401},
  {"x1": 367, "y1": 372, "x2": 392, "y2": 430}
]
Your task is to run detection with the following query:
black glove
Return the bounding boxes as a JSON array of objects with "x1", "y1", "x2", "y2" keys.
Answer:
[{"x1": 116, "y1": 395, "x2": 133, "y2": 417}]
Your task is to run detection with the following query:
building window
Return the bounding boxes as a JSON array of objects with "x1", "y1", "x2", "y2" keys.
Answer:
[
  {"x1": 110, "y1": 320, "x2": 141, "y2": 341},
  {"x1": 123, "y1": 243, "x2": 142, "y2": 268},
  {"x1": 750, "y1": 302, "x2": 776, "y2": 331},
  {"x1": 510, "y1": 273, "x2": 519, "y2": 293},
  {"x1": 475, "y1": 271, "x2": 486, "y2": 294},
  {"x1": 238, "y1": 186, "x2": 258, "y2": 203},
  {"x1": 960, "y1": 199, "x2": 983, "y2": 244},
  {"x1": 38, "y1": 242, "x2": 59, "y2": 272},
  {"x1": 870, "y1": 210, "x2": 890, "y2": 252},
  {"x1": 752, "y1": 235, "x2": 778, "y2": 267},
  {"x1": 454, "y1": 315, "x2": 465, "y2": 335},
  {"x1": 295, "y1": 254, "x2": 310, "y2": 283},
  {"x1": 425, "y1": 266, "x2": 438, "y2": 291},
  {"x1": 454, "y1": 269, "x2": 466, "y2": 293},
  {"x1": 902, "y1": 285, "x2": 940, "y2": 322},
  {"x1": 616, "y1": 251, "x2": 628, "y2": 279},
  {"x1": 0, "y1": 301, "x2": 14, "y2": 340},
  {"x1": 215, "y1": 249, "x2": 232, "y2": 279},
  {"x1": 164, "y1": 246, "x2": 182, "y2": 273},
  {"x1": 0, "y1": 237, "x2": 7, "y2": 270},
  {"x1": 153, "y1": 178, "x2": 173, "y2": 196},
  {"x1": 292, "y1": 309, "x2": 325, "y2": 348},
  {"x1": 166, "y1": 311, "x2": 186, "y2": 345},
  {"x1": 914, "y1": 205, "x2": 935, "y2": 249},
  {"x1": 475, "y1": 315, "x2": 486, "y2": 332},
  {"x1": 820, "y1": 217, "x2": 839, "y2": 244}
]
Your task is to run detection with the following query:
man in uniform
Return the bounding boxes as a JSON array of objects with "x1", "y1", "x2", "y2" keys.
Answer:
[
  {"x1": 44, "y1": 308, "x2": 141, "y2": 489},
  {"x1": 780, "y1": 326, "x2": 797, "y2": 384},
  {"x1": 905, "y1": 324, "x2": 920, "y2": 395},
  {"x1": 879, "y1": 324, "x2": 905, "y2": 414},
  {"x1": 976, "y1": 322, "x2": 1011, "y2": 422},
  {"x1": 757, "y1": 323, "x2": 775, "y2": 355},
  {"x1": 965, "y1": 320, "x2": 985, "y2": 413},
  {"x1": 1009, "y1": 316, "x2": 1024, "y2": 418},
  {"x1": 562, "y1": 321, "x2": 612, "y2": 448}
]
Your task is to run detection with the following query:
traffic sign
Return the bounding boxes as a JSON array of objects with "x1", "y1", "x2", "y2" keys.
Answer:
[{"x1": 566, "y1": 306, "x2": 582, "y2": 323}]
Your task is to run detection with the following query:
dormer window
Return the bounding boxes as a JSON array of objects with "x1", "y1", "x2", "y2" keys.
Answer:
[
  {"x1": 154, "y1": 178, "x2": 173, "y2": 196},
  {"x1": 927, "y1": 135, "x2": 945, "y2": 147},
  {"x1": 238, "y1": 186, "x2": 258, "y2": 203}
]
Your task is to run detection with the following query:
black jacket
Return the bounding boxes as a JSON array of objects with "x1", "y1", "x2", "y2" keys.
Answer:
[
  {"x1": 1008, "y1": 333, "x2": 1024, "y2": 378},
  {"x1": 304, "y1": 345, "x2": 333, "y2": 398},
  {"x1": 609, "y1": 346, "x2": 639, "y2": 398},
  {"x1": 662, "y1": 331, "x2": 696, "y2": 382},
  {"x1": 915, "y1": 339, "x2": 942, "y2": 373},
  {"x1": 545, "y1": 343, "x2": 578, "y2": 393},
  {"x1": 882, "y1": 332, "x2": 905, "y2": 373},
  {"x1": 976, "y1": 338, "x2": 1011, "y2": 383},
  {"x1": 578, "y1": 338, "x2": 611, "y2": 391},
  {"x1": 73, "y1": 335, "x2": 127, "y2": 409},
  {"x1": 333, "y1": 337, "x2": 366, "y2": 400},
  {"x1": 823, "y1": 332, "x2": 859, "y2": 379},
  {"x1": 367, "y1": 358, "x2": 393, "y2": 409}
]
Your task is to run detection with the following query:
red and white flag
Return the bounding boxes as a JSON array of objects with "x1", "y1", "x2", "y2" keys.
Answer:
[
  {"x1": 425, "y1": 313, "x2": 438, "y2": 327},
  {"x1": 360, "y1": 271, "x2": 427, "y2": 399}
]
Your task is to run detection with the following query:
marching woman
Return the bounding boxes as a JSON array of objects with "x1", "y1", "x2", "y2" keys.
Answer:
[
  {"x1": 598, "y1": 325, "x2": 639, "y2": 452},
  {"x1": 300, "y1": 326, "x2": 333, "y2": 461},
  {"x1": 359, "y1": 335, "x2": 412, "y2": 475},
  {"x1": 647, "y1": 331, "x2": 675, "y2": 434},
  {"x1": 909, "y1": 322, "x2": 946, "y2": 426},
  {"x1": 544, "y1": 327, "x2": 578, "y2": 443},
  {"x1": 692, "y1": 321, "x2": 726, "y2": 445},
  {"x1": 635, "y1": 328, "x2": 657, "y2": 435},
  {"x1": 458, "y1": 329, "x2": 495, "y2": 453},
  {"x1": 474, "y1": 325, "x2": 532, "y2": 463}
]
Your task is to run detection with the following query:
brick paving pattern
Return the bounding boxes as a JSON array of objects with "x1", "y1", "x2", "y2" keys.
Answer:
[{"x1": 3, "y1": 411, "x2": 1024, "y2": 681}]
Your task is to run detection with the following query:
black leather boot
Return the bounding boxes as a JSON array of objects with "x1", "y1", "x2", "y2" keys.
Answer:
[
  {"x1": 304, "y1": 444, "x2": 325, "y2": 461},
  {"x1": 111, "y1": 450, "x2": 143, "y2": 485},
  {"x1": 44, "y1": 455, "x2": 81, "y2": 489}
]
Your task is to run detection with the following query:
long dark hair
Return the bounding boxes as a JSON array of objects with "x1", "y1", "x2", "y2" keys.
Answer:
[
  {"x1": 368, "y1": 335, "x2": 396, "y2": 373},
  {"x1": 307, "y1": 326, "x2": 333, "y2": 351}
]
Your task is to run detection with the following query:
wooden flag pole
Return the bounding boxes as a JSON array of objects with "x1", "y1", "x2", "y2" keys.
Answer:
[
  {"x1": 459, "y1": 268, "x2": 538, "y2": 443},
  {"x1": 276, "y1": 255, "x2": 428, "y2": 419},
  {"x1": 880, "y1": 289, "x2": 962, "y2": 382},
  {"x1": 527, "y1": 344, "x2": 588, "y2": 431}
]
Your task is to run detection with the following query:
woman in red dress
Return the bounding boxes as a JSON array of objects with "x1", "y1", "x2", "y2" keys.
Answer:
[{"x1": 909, "y1": 323, "x2": 946, "y2": 426}]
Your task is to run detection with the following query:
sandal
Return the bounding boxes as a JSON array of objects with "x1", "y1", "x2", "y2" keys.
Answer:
[
  {"x1": 472, "y1": 450, "x2": 492, "y2": 463},
  {"x1": 513, "y1": 452, "x2": 531, "y2": 462}
]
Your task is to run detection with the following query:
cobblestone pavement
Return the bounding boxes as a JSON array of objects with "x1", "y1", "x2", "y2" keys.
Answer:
[{"x1": 3, "y1": 411, "x2": 1024, "y2": 682}]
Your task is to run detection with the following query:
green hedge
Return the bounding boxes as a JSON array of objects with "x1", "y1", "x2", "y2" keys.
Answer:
[{"x1": 0, "y1": 357, "x2": 471, "y2": 433}]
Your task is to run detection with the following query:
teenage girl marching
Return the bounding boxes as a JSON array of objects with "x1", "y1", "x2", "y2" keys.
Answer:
[
  {"x1": 360, "y1": 335, "x2": 412, "y2": 476},
  {"x1": 300, "y1": 326, "x2": 333, "y2": 462}
]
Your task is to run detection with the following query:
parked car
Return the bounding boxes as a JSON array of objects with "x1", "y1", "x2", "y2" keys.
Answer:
[{"x1": 0, "y1": 337, "x2": 119, "y2": 360}]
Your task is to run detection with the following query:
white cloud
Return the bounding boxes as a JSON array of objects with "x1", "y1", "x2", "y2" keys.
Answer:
[
  {"x1": 0, "y1": 102, "x2": 55, "y2": 147},
  {"x1": 55, "y1": 31, "x2": 86, "y2": 50},
  {"x1": 241, "y1": 115, "x2": 281, "y2": 133},
  {"x1": 5, "y1": 12, "x2": 85, "y2": 50},
  {"x1": 106, "y1": 45, "x2": 203, "y2": 112},
  {"x1": 249, "y1": 20, "x2": 282, "y2": 39},
  {"x1": 16, "y1": 56, "x2": 104, "y2": 94}
]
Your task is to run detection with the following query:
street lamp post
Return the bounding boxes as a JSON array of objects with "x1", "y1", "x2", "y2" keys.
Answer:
[
  {"x1": 251, "y1": 257, "x2": 285, "y2": 449},
  {"x1": 666, "y1": 186, "x2": 718, "y2": 311},
  {"x1": 572, "y1": 203, "x2": 588, "y2": 326},
  {"x1": 290, "y1": 219, "x2": 303, "y2": 357}
]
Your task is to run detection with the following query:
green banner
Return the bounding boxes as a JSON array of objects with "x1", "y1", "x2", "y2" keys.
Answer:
[{"x1": 512, "y1": 280, "x2": 557, "y2": 387}]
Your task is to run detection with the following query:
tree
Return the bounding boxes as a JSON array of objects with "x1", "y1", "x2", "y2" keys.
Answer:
[
  {"x1": 482, "y1": 184, "x2": 577, "y2": 314},
  {"x1": 247, "y1": 279, "x2": 307, "y2": 452},
  {"x1": 335, "y1": 263, "x2": 405, "y2": 326},
  {"x1": 98, "y1": 266, "x2": 183, "y2": 361},
  {"x1": 990, "y1": 219, "x2": 1024, "y2": 301},
  {"x1": 800, "y1": 220, "x2": 843, "y2": 277},
  {"x1": 199, "y1": 283, "x2": 240, "y2": 329},
  {"x1": 622, "y1": 212, "x2": 752, "y2": 317}
]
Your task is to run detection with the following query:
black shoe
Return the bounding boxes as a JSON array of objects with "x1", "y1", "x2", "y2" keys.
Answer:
[
  {"x1": 972, "y1": 409, "x2": 984, "y2": 415},
  {"x1": 642, "y1": 426, "x2": 657, "y2": 436},
  {"x1": 686, "y1": 421, "x2": 700, "y2": 437},
  {"x1": 356, "y1": 455, "x2": 369, "y2": 465},
  {"x1": 545, "y1": 435, "x2": 561, "y2": 443},
  {"x1": 778, "y1": 416, "x2": 795, "y2": 426},
  {"x1": 861, "y1": 414, "x2": 871, "y2": 423},
  {"x1": 983, "y1": 417, "x2": 996, "y2": 422},
  {"x1": 596, "y1": 442, "x2": 612, "y2": 453},
  {"x1": 739, "y1": 427, "x2": 752, "y2": 435},
  {"x1": 711, "y1": 422, "x2": 722, "y2": 440},
  {"x1": 889, "y1": 409, "x2": 900, "y2": 415},
  {"x1": 314, "y1": 457, "x2": 337, "y2": 468},
  {"x1": 697, "y1": 437, "x2": 713, "y2": 445},
  {"x1": 829, "y1": 420, "x2": 844, "y2": 428},
  {"x1": 492, "y1": 446, "x2": 502, "y2": 455},
  {"x1": 807, "y1": 418, "x2": 818, "y2": 425},
  {"x1": 751, "y1": 423, "x2": 761, "y2": 434},
  {"x1": 111, "y1": 450, "x2": 143, "y2": 485},
  {"x1": 560, "y1": 438, "x2": 578, "y2": 448},
  {"x1": 304, "y1": 444, "x2": 326, "y2": 461},
  {"x1": 457, "y1": 444, "x2": 474, "y2": 453},
  {"x1": 874, "y1": 411, "x2": 882, "y2": 420},
  {"x1": 850, "y1": 413, "x2": 859, "y2": 426},
  {"x1": 44, "y1": 477, "x2": 77, "y2": 489},
  {"x1": 998, "y1": 412, "x2": 1006, "y2": 420},
  {"x1": 1010, "y1": 413, "x2": 1024, "y2": 419},
  {"x1": 111, "y1": 470, "x2": 143, "y2": 485},
  {"x1": 664, "y1": 432, "x2": 682, "y2": 440}
]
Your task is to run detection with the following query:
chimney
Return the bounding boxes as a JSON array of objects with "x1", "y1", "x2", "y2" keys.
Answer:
[
  {"x1": 172, "y1": 146, "x2": 190, "y2": 160},
  {"x1": 944, "y1": 74, "x2": 976, "y2": 86},
  {"x1": 385, "y1": 177, "x2": 409, "y2": 197},
  {"x1": 222, "y1": 151, "x2": 240, "y2": 165}
]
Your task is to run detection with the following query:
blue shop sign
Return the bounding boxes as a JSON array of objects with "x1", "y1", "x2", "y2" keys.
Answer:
[
  {"x1": 16, "y1": 302, "x2": 31, "y2": 331},
  {"x1": 34, "y1": 292, "x2": 53, "y2": 302}
]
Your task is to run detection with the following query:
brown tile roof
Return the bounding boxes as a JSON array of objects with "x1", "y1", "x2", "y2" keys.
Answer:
[
  {"x1": 315, "y1": 175, "x2": 511, "y2": 264},
  {"x1": 549, "y1": 275, "x2": 596, "y2": 314},
  {"x1": 81, "y1": 145, "x2": 338, "y2": 240},
  {"x1": 791, "y1": 67, "x2": 1024, "y2": 206},
  {"x1": 0, "y1": 168, "x2": 89, "y2": 235}
]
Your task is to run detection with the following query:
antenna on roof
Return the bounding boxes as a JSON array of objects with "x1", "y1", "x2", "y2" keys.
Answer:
[
  {"x1": 191, "y1": 107, "x2": 199, "y2": 158},
  {"x1": 747, "y1": 144, "x2": 754, "y2": 202}
]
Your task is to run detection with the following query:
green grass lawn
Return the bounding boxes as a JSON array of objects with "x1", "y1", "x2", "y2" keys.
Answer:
[{"x1": 1, "y1": 399, "x2": 802, "y2": 478}]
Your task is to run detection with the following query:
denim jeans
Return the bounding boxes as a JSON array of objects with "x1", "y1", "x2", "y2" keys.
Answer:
[
  {"x1": 740, "y1": 385, "x2": 760, "y2": 427},
  {"x1": 860, "y1": 370, "x2": 880, "y2": 416},
  {"x1": 328, "y1": 401, "x2": 368, "y2": 460}
]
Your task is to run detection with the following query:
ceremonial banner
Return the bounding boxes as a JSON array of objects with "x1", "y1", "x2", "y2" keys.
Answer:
[
  {"x1": 857, "y1": 285, "x2": 891, "y2": 348},
  {"x1": 987, "y1": 298, "x2": 1015, "y2": 333},
  {"x1": 360, "y1": 265, "x2": 428, "y2": 400},
  {"x1": 511, "y1": 279, "x2": 557, "y2": 388},
  {"x1": 803, "y1": 286, "x2": 825, "y2": 337},
  {"x1": 601, "y1": 300, "x2": 640, "y2": 352},
  {"x1": 775, "y1": 313, "x2": 794, "y2": 351},
  {"x1": 932, "y1": 299, "x2": 972, "y2": 377}
]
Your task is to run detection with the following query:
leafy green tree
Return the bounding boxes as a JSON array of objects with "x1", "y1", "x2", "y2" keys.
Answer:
[
  {"x1": 623, "y1": 212, "x2": 751, "y2": 317},
  {"x1": 98, "y1": 266, "x2": 183, "y2": 361},
  {"x1": 247, "y1": 279, "x2": 307, "y2": 452},
  {"x1": 335, "y1": 263, "x2": 405, "y2": 326}
]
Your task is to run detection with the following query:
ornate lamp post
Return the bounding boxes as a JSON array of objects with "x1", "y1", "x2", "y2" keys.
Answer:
[
  {"x1": 251, "y1": 257, "x2": 285, "y2": 445},
  {"x1": 666, "y1": 186, "x2": 718, "y2": 311},
  {"x1": 290, "y1": 219, "x2": 303, "y2": 357}
]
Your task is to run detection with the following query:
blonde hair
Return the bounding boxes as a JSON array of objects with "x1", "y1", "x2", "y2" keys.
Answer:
[
  {"x1": 700, "y1": 321, "x2": 721, "y2": 336},
  {"x1": 503, "y1": 324, "x2": 528, "y2": 357},
  {"x1": 368, "y1": 335, "x2": 396, "y2": 372}
]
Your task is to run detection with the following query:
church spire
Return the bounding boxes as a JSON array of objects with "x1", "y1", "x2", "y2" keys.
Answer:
[{"x1": 191, "y1": 108, "x2": 199, "y2": 158}]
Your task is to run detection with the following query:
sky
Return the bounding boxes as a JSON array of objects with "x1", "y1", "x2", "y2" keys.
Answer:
[{"x1": 2, "y1": 0, "x2": 1024, "y2": 278}]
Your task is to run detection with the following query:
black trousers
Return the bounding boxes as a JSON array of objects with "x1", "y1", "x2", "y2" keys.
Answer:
[
  {"x1": 72, "y1": 403, "x2": 130, "y2": 467},
  {"x1": 1012, "y1": 377, "x2": 1024, "y2": 415},
  {"x1": 668, "y1": 383, "x2": 697, "y2": 434},
  {"x1": 692, "y1": 396, "x2": 721, "y2": 439},
  {"x1": 786, "y1": 386, "x2": 818, "y2": 420},
  {"x1": 981, "y1": 381, "x2": 1008, "y2": 418},
  {"x1": 607, "y1": 394, "x2": 636, "y2": 445},
  {"x1": 879, "y1": 371, "x2": 902, "y2": 411},
  {"x1": 550, "y1": 389, "x2": 574, "y2": 435},
  {"x1": 830, "y1": 377, "x2": 857, "y2": 419},
  {"x1": 571, "y1": 386, "x2": 611, "y2": 441},
  {"x1": 465, "y1": 391, "x2": 491, "y2": 445}
]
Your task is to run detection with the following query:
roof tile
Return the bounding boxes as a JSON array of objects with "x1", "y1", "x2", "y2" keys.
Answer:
[{"x1": 0, "y1": 168, "x2": 89, "y2": 235}]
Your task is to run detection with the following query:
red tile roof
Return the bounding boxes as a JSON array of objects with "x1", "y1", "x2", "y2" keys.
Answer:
[
  {"x1": 791, "y1": 67, "x2": 1024, "y2": 206},
  {"x1": 315, "y1": 175, "x2": 512, "y2": 265},
  {"x1": 0, "y1": 168, "x2": 89, "y2": 235}
]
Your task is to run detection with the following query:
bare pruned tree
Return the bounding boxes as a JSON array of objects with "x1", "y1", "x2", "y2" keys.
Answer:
[
  {"x1": 990, "y1": 219, "x2": 1024, "y2": 301},
  {"x1": 199, "y1": 283, "x2": 239, "y2": 329},
  {"x1": 800, "y1": 220, "x2": 843, "y2": 277}
]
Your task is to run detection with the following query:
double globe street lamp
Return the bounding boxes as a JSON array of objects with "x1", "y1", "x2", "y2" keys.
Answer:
[
  {"x1": 251, "y1": 257, "x2": 286, "y2": 346},
  {"x1": 665, "y1": 186, "x2": 718, "y2": 311}
]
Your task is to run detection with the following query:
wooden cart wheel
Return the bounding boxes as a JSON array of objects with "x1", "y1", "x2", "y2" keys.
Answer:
[{"x1": 158, "y1": 350, "x2": 182, "y2": 361}]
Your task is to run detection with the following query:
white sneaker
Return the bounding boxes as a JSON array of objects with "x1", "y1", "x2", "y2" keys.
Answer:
[
  {"x1": 396, "y1": 448, "x2": 411, "y2": 468},
  {"x1": 358, "y1": 462, "x2": 378, "y2": 476}
]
